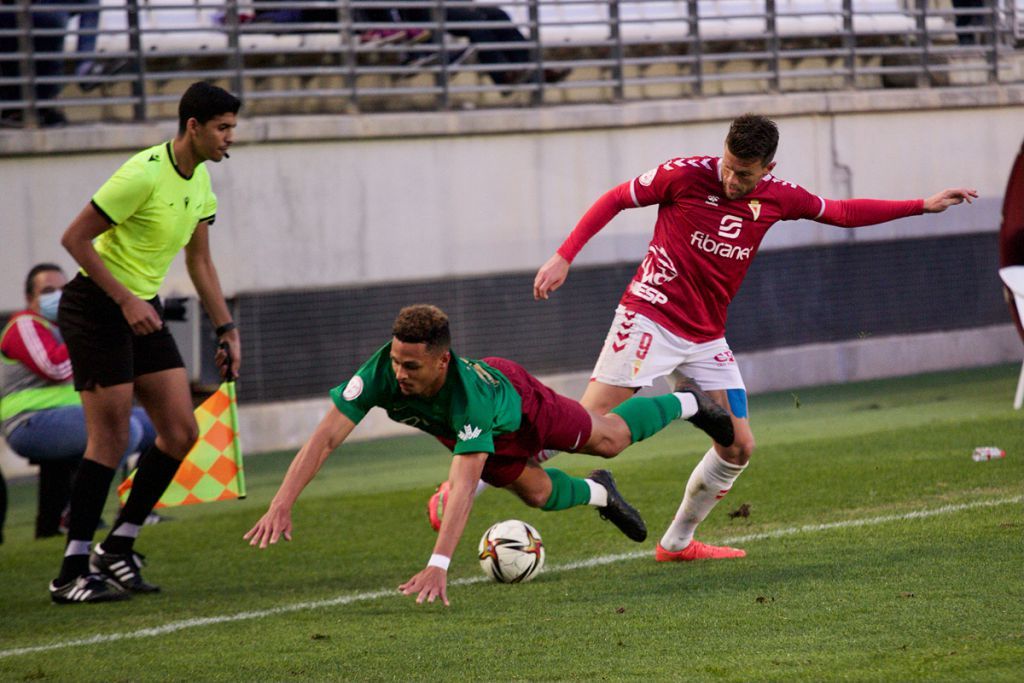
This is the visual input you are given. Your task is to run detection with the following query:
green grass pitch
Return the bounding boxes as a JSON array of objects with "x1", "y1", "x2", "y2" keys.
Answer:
[{"x1": 1, "y1": 364, "x2": 1021, "y2": 681}]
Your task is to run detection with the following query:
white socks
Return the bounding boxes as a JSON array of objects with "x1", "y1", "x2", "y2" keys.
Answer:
[
  {"x1": 110, "y1": 522, "x2": 142, "y2": 540},
  {"x1": 674, "y1": 392, "x2": 699, "y2": 419},
  {"x1": 585, "y1": 478, "x2": 608, "y2": 507},
  {"x1": 64, "y1": 540, "x2": 90, "y2": 558},
  {"x1": 659, "y1": 447, "x2": 747, "y2": 552}
]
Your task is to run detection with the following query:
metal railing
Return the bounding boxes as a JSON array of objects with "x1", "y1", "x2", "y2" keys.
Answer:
[{"x1": 0, "y1": 0, "x2": 1020, "y2": 126}]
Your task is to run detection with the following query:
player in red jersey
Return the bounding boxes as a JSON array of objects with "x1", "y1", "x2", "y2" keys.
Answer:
[{"x1": 532, "y1": 113, "x2": 977, "y2": 562}]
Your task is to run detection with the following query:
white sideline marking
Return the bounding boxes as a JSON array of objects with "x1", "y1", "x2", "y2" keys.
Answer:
[{"x1": 2, "y1": 495, "x2": 1020, "y2": 660}]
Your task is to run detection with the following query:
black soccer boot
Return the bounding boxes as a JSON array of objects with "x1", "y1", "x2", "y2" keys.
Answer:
[
  {"x1": 90, "y1": 545, "x2": 161, "y2": 594},
  {"x1": 49, "y1": 574, "x2": 131, "y2": 604},
  {"x1": 587, "y1": 469, "x2": 647, "y2": 542},
  {"x1": 675, "y1": 376, "x2": 735, "y2": 447}
]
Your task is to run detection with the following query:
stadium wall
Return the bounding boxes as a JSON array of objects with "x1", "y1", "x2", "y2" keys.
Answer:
[{"x1": 1, "y1": 85, "x2": 1022, "y2": 474}]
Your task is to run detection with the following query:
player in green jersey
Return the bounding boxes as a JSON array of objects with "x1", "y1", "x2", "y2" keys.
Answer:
[
  {"x1": 49, "y1": 82, "x2": 241, "y2": 604},
  {"x1": 245, "y1": 304, "x2": 734, "y2": 606}
]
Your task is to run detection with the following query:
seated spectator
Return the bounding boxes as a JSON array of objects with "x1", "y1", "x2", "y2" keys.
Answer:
[
  {"x1": 0, "y1": 0, "x2": 71, "y2": 126},
  {"x1": 396, "y1": 2, "x2": 569, "y2": 88},
  {"x1": 250, "y1": 0, "x2": 339, "y2": 27},
  {"x1": 952, "y1": 0, "x2": 986, "y2": 45},
  {"x1": 0, "y1": 264, "x2": 156, "y2": 539},
  {"x1": 354, "y1": 5, "x2": 429, "y2": 45}
]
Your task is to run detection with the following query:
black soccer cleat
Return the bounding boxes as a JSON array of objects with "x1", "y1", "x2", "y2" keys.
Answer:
[
  {"x1": 675, "y1": 376, "x2": 735, "y2": 447},
  {"x1": 588, "y1": 469, "x2": 647, "y2": 542},
  {"x1": 90, "y1": 545, "x2": 161, "y2": 594},
  {"x1": 49, "y1": 573, "x2": 131, "y2": 605}
]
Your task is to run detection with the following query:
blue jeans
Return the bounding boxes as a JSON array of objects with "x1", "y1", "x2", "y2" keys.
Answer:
[
  {"x1": 71, "y1": 0, "x2": 100, "y2": 56},
  {"x1": 0, "y1": 1, "x2": 68, "y2": 105},
  {"x1": 7, "y1": 405, "x2": 156, "y2": 463},
  {"x1": 6, "y1": 404, "x2": 156, "y2": 538}
]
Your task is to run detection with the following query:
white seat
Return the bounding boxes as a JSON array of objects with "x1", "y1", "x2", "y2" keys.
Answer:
[
  {"x1": 999, "y1": 265, "x2": 1024, "y2": 410},
  {"x1": 93, "y1": 0, "x2": 227, "y2": 54},
  {"x1": 502, "y1": 0, "x2": 610, "y2": 45},
  {"x1": 94, "y1": 0, "x2": 130, "y2": 53},
  {"x1": 619, "y1": 0, "x2": 690, "y2": 43},
  {"x1": 774, "y1": 0, "x2": 843, "y2": 37},
  {"x1": 700, "y1": 0, "x2": 766, "y2": 39},
  {"x1": 140, "y1": 0, "x2": 228, "y2": 52},
  {"x1": 851, "y1": 0, "x2": 916, "y2": 35}
]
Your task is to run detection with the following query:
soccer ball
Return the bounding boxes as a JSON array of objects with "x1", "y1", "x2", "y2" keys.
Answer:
[{"x1": 478, "y1": 519, "x2": 545, "y2": 583}]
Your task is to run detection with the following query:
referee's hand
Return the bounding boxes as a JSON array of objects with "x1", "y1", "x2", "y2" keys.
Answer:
[
  {"x1": 121, "y1": 296, "x2": 163, "y2": 335},
  {"x1": 216, "y1": 331, "x2": 241, "y2": 380}
]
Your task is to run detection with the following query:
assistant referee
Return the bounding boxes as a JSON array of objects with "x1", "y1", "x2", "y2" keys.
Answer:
[{"x1": 49, "y1": 82, "x2": 241, "y2": 604}]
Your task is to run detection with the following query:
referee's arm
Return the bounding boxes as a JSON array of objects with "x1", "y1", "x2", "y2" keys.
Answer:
[
  {"x1": 185, "y1": 220, "x2": 241, "y2": 377},
  {"x1": 61, "y1": 203, "x2": 163, "y2": 335}
]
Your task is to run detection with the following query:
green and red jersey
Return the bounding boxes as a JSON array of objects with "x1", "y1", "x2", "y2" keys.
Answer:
[{"x1": 331, "y1": 343, "x2": 522, "y2": 455}]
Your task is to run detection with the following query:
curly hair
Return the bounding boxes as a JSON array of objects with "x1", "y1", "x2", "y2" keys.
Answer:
[{"x1": 392, "y1": 305, "x2": 451, "y2": 353}]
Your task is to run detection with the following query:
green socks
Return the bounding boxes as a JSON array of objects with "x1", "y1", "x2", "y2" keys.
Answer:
[
  {"x1": 538, "y1": 393, "x2": 684, "y2": 513},
  {"x1": 541, "y1": 468, "x2": 592, "y2": 511},
  {"x1": 610, "y1": 393, "x2": 682, "y2": 443}
]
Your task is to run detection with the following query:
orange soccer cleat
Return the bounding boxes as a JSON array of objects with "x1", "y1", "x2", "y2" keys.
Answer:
[
  {"x1": 655, "y1": 539, "x2": 746, "y2": 561},
  {"x1": 427, "y1": 481, "x2": 450, "y2": 532}
]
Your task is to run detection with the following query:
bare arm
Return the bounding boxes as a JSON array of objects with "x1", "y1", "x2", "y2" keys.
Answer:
[
  {"x1": 398, "y1": 452, "x2": 488, "y2": 606},
  {"x1": 60, "y1": 203, "x2": 163, "y2": 334},
  {"x1": 243, "y1": 405, "x2": 357, "y2": 548},
  {"x1": 185, "y1": 221, "x2": 240, "y2": 378}
]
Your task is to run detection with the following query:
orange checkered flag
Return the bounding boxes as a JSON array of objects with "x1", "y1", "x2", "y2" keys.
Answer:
[{"x1": 118, "y1": 382, "x2": 245, "y2": 508}]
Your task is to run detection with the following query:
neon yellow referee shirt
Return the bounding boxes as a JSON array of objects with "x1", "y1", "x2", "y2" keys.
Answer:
[{"x1": 89, "y1": 141, "x2": 217, "y2": 299}]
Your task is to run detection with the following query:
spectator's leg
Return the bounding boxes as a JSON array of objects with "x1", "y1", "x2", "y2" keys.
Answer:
[
  {"x1": 0, "y1": 8, "x2": 22, "y2": 118},
  {"x1": 5, "y1": 407, "x2": 89, "y2": 538},
  {"x1": 129, "y1": 407, "x2": 157, "y2": 456},
  {"x1": 444, "y1": 6, "x2": 529, "y2": 85},
  {"x1": 31, "y1": 4, "x2": 69, "y2": 124},
  {"x1": 953, "y1": 0, "x2": 985, "y2": 45},
  {"x1": 70, "y1": 0, "x2": 100, "y2": 77},
  {"x1": 36, "y1": 459, "x2": 78, "y2": 538}
]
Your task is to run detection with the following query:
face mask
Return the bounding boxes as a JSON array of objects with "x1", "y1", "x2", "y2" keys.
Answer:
[{"x1": 38, "y1": 290, "x2": 62, "y2": 322}]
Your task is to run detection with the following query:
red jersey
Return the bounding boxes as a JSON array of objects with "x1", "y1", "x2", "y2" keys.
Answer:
[
  {"x1": 0, "y1": 311, "x2": 72, "y2": 381},
  {"x1": 557, "y1": 156, "x2": 923, "y2": 342}
]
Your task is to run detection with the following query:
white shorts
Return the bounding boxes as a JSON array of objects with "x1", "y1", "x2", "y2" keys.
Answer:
[{"x1": 591, "y1": 305, "x2": 746, "y2": 393}]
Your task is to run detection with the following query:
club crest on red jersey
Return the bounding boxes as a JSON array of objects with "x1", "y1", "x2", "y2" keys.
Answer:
[{"x1": 748, "y1": 200, "x2": 761, "y2": 221}]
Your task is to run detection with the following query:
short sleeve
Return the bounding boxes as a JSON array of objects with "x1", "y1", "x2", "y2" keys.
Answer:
[
  {"x1": 329, "y1": 354, "x2": 386, "y2": 424},
  {"x1": 630, "y1": 158, "x2": 701, "y2": 208},
  {"x1": 450, "y1": 423, "x2": 495, "y2": 454},
  {"x1": 92, "y1": 158, "x2": 155, "y2": 225},
  {"x1": 200, "y1": 181, "x2": 217, "y2": 224},
  {"x1": 777, "y1": 181, "x2": 825, "y2": 221}
]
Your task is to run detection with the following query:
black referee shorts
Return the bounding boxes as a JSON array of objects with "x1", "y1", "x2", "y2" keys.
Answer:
[{"x1": 58, "y1": 273, "x2": 185, "y2": 391}]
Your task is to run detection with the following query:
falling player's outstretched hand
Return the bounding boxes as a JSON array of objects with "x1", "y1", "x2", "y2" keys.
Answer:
[
  {"x1": 534, "y1": 253, "x2": 571, "y2": 300},
  {"x1": 923, "y1": 187, "x2": 978, "y2": 213},
  {"x1": 399, "y1": 566, "x2": 449, "y2": 606},
  {"x1": 244, "y1": 505, "x2": 293, "y2": 548}
]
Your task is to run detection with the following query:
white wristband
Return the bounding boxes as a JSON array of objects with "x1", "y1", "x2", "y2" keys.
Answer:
[{"x1": 427, "y1": 553, "x2": 451, "y2": 571}]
